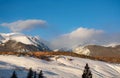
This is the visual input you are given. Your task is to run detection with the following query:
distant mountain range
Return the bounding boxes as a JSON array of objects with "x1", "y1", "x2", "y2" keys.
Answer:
[{"x1": 0, "y1": 33, "x2": 120, "y2": 57}]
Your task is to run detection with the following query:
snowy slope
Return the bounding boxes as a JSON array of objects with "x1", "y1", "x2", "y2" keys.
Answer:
[{"x1": 0, "y1": 55, "x2": 120, "y2": 78}]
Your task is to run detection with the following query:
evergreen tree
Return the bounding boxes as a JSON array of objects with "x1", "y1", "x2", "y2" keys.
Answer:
[
  {"x1": 11, "y1": 71, "x2": 18, "y2": 78},
  {"x1": 38, "y1": 70, "x2": 44, "y2": 78},
  {"x1": 82, "y1": 63, "x2": 92, "y2": 78},
  {"x1": 34, "y1": 71, "x2": 37, "y2": 78},
  {"x1": 27, "y1": 68, "x2": 33, "y2": 78}
]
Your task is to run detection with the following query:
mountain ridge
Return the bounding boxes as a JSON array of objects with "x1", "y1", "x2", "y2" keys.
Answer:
[
  {"x1": 0, "y1": 33, "x2": 50, "y2": 52},
  {"x1": 73, "y1": 45, "x2": 120, "y2": 57}
]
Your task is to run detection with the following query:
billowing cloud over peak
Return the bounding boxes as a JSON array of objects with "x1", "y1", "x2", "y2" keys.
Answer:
[{"x1": 50, "y1": 27, "x2": 120, "y2": 49}]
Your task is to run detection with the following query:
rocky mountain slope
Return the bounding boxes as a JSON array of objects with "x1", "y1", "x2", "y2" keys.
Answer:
[
  {"x1": 73, "y1": 45, "x2": 120, "y2": 57},
  {"x1": 0, "y1": 33, "x2": 50, "y2": 52}
]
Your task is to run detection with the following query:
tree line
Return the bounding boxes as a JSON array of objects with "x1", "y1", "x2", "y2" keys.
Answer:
[
  {"x1": 11, "y1": 68, "x2": 44, "y2": 78},
  {"x1": 10, "y1": 63, "x2": 92, "y2": 78}
]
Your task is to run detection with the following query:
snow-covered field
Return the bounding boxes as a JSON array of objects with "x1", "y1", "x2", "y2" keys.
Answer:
[{"x1": 0, "y1": 55, "x2": 120, "y2": 78}]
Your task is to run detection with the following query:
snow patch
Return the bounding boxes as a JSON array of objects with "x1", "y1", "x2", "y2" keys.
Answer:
[{"x1": 73, "y1": 46, "x2": 90, "y2": 56}]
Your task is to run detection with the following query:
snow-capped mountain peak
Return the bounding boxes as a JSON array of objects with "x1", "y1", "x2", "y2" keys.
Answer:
[
  {"x1": 0, "y1": 33, "x2": 36, "y2": 45},
  {"x1": 0, "y1": 33, "x2": 50, "y2": 52}
]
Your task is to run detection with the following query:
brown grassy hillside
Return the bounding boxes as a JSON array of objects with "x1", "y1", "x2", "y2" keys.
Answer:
[{"x1": 0, "y1": 51, "x2": 120, "y2": 63}]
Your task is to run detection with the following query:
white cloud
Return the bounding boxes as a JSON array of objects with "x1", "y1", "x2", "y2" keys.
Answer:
[
  {"x1": 0, "y1": 19, "x2": 46, "y2": 32},
  {"x1": 63, "y1": 27, "x2": 104, "y2": 39},
  {"x1": 50, "y1": 27, "x2": 120, "y2": 49},
  {"x1": 51, "y1": 27, "x2": 120, "y2": 49},
  {"x1": 51, "y1": 27, "x2": 104, "y2": 49}
]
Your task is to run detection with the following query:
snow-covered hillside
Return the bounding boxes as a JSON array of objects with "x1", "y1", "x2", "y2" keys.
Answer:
[{"x1": 0, "y1": 55, "x2": 120, "y2": 78}]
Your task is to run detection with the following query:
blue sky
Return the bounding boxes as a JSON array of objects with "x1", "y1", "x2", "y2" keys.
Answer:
[{"x1": 0, "y1": 0, "x2": 120, "y2": 40}]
